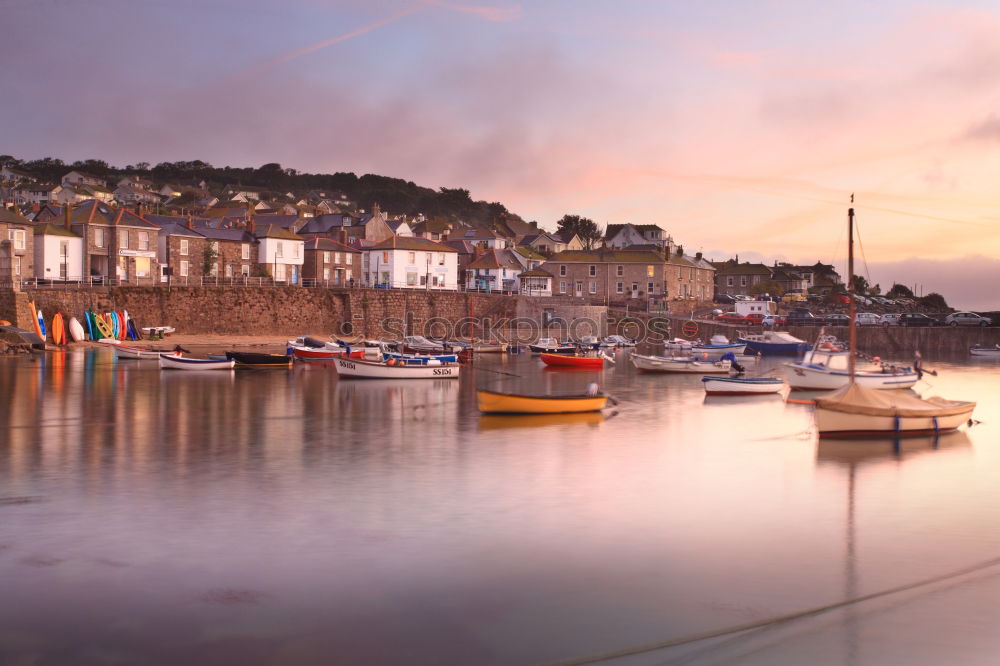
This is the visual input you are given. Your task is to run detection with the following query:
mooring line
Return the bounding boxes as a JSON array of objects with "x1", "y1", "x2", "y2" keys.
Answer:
[{"x1": 537, "y1": 553, "x2": 1000, "y2": 666}]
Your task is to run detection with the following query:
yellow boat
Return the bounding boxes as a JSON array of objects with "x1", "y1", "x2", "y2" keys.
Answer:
[{"x1": 477, "y1": 389, "x2": 608, "y2": 414}]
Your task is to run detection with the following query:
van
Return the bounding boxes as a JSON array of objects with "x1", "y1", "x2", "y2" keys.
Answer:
[{"x1": 855, "y1": 312, "x2": 881, "y2": 326}]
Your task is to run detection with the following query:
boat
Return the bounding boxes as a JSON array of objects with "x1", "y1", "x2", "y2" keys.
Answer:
[
  {"x1": 702, "y1": 376, "x2": 785, "y2": 395},
  {"x1": 470, "y1": 341, "x2": 508, "y2": 353},
  {"x1": 382, "y1": 351, "x2": 459, "y2": 364},
  {"x1": 970, "y1": 344, "x2": 1000, "y2": 357},
  {"x1": 528, "y1": 337, "x2": 577, "y2": 353},
  {"x1": 288, "y1": 336, "x2": 366, "y2": 360},
  {"x1": 477, "y1": 389, "x2": 609, "y2": 414},
  {"x1": 67, "y1": 317, "x2": 85, "y2": 343},
  {"x1": 51, "y1": 312, "x2": 65, "y2": 345},
  {"x1": 158, "y1": 355, "x2": 235, "y2": 370},
  {"x1": 141, "y1": 325, "x2": 176, "y2": 336},
  {"x1": 400, "y1": 336, "x2": 456, "y2": 354},
  {"x1": 784, "y1": 340, "x2": 918, "y2": 390},
  {"x1": 225, "y1": 351, "x2": 293, "y2": 367},
  {"x1": 539, "y1": 352, "x2": 607, "y2": 369},
  {"x1": 738, "y1": 331, "x2": 811, "y2": 355},
  {"x1": 575, "y1": 336, "x2": 602, "y2": 350},
  {"x1": 115, "y1": 345, "x2": 181, "y2": 360},
  {"x1": 814, "y1": 206, "x2": 975, "y2": 437},
  {"x1": 630, "y1": 353, "x2": 732, "y2": 373},
  {"x1": 667, "y1": 335, "x2": 747, "y2": 360},
  {"x1": 333, "y1": 356, "x2": 460, "y2": 379},
  {"x1": 602, "y1": 335, "x2": 636, "y2": 347}
]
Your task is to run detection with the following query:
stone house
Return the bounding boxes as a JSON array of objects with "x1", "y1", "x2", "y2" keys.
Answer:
[
  {"x1": 148, "y1": 215, "x2": 209, "y2": 283},
  {"x1": 298, "y1": 205, "x2": 394, "y2": 244},
  {"x1": 302, "y1": 237, "x2": 360, "y2": 286},
  {"x1": 34, "y1": 201, "x2": 160, "y2": 284},
  {"x1": 790, "y1": 261, "x2": 842, "y2": 294},
  {"x1": 0, "y1": 206, "x2": 35, "y2": 283},
  {"x1": 665, "y1": 248, "x2": 716, "y2": 300},
  {"x1": 197, "y1": 227, "x2": 257, "y2": 279},
  {"x1": 363, "y1": 236, "x2": 459, "y2": 290},
  {"x1": 712, "y1": 259, "x2": 775, "y2": 297},
  {"x1": 541, "y1": 249, "x2": 670, "y2": 303}
]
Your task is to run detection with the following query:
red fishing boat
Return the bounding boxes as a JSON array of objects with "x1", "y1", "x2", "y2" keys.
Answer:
[{"x1": 539, "y1": 353, "x2": 607, "y2": 369}]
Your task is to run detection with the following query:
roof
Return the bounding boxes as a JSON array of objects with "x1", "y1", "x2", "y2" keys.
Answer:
[
  {"x1": 519, "y1": 267, "x2": 553, "y2": 278},
  {"x1": 255, "y1": 224, "x2": 302, "y2": 241},
  {"x1": 458, "y1": 226, "x2": 501, "y2": 240},
  {"x1": 303, "y1": 237, "x2": 360, "y2": 252},
  {"x1": 467, "y1": 249, "x2": 523, "y2": 271},
  {"x1": 713, "y1": 261, "x2": 774, "y2": 275},
  {"x1": 514, "y1": 245, "x2": 546, "y2": 260},
  {"x1": 197, "y1": 227, "x2": 255, "y2": 242},
  {"x1": 369, "y1": 236, "x2": 457, "y2": 252},
  {"x1": 547, "y1": 249, "x2": 666, "y2": 263},
  {"x1": 412, "y1": 216, "x2": 455, "y2": 234},
  {"x1": 443, "y1": 240, "x2": 477, "y2": 254},
  {"x1": 158, "y1": 223, "x2": 203, "y2": 238},
  {"x1": 252, "y1": 214, "x2": 299, "y2": 229},
  {"x1": 0, "y1": 208, "x2": 32, "y2": 225},
  {"x1": 522, "y1": 233, "x2": 563, "y2": 245},
  {"x1": 42, "y1": 201, "x2": 159, "y2": 228},
  {"x1": 33, "y1": 223, "x2": 80, "y2": 238}
]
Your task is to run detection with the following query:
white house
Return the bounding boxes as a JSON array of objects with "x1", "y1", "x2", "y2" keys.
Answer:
[
  {"x1": 604, "y1": 223, "x2": 672, "y2": 250},
  {"x1": 33, "y1": 222, "x2": 84, "y2": 281},
  {"x1": 13, "y1": 183, "x2": 61, "y2": 205},
  {"x1": 255, "y1": 224, "x2": 304, "y2": 283},
  {"x1": 364, "y1": 236, "x2": 458, "y2": 290},
  {"x1": 61, "y1": 171, "x2": 106, "y2": 188},
  {"x1": 453, "y1": 226, "x2": 508, "y2": 249}
]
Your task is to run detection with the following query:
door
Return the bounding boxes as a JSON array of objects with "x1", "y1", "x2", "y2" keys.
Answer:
[
  {"x1": 575, "y1": 280, "x2": 583, "y2": 297},
  {"x1": 631, "y1": 282, "x2": 639, "y2": 299}
]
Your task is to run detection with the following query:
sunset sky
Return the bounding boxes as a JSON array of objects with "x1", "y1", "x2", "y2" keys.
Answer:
[{"x1": 5, "y1": 0, "x2": 1000, "y2": 307}]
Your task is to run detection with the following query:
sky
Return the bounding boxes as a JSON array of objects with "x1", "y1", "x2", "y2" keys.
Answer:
[{"x1": 4, "y1": 0, "x2": 1000, "y2": 308}]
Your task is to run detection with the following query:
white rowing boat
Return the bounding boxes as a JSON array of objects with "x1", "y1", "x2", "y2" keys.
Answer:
[
  {"x1": 158, "y1": 355, "x2": 235, "y2": 370},
  {"x1": 630, "y1": 353, "x2": 731, "y2": 374},
  {"x1": 702, "y1": 376, "x2": 785, "y2": 395},
  {"x1": 115, "y1": 346, "x2": 181, "y2": 360}
]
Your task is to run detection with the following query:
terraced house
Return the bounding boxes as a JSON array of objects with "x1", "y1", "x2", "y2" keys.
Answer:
[
  {"x1": 0, "y1": 206, "x2": 34, "y2": 283},
  {"x1": 302, "y1": 237, "x2": 360, "y2": 286},
  {"x1": 540, "y1": 249, "x2": 670, "y2": 303}
]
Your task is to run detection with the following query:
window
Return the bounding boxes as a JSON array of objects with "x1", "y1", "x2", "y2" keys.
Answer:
[
  {"x1": 139, "y1": 232, "x2": 149, "y2": 251},
  {"x1": 438, "y1": 253, "x2": 445, "y2": 266},
  {"x1": 690, "y1": 268, "x2": 694, "y2": 280},
  {"x1": 727, "y1": 276, "x2": 733, "y2": 287},
  {"x1": 8, "y1": 229, "x2": 25, "y2": 250},
  {"x1": 211, "y1": 242, "x2": 219, "y2": 256},
  {"x1": 180, "y1": 239, "x2": 189, "y2": 256},
  {"x1": 276, "y1": 242, "x2": 283, "y2": 258},
  {"x1": 241, "y1": 264, "x2": 249, "y2": 276},
  {"x1": 406, "y1": 271, "x2": 418, "y2": 286},
  {"x1": 334, "y1": 252, "x2": 341, "y2": 264},
  {"x1": 346, "y1": 254, "x2": 353, "y2": 265},
  {"x1": 95, "y1": 228, "x2": 105, "y2": 248},
  {"x1": 13, "y1": 256, "x2": 20, "y2": 276},
  {"x1": 382, "y1": 251, "x2": 389, "y2": 263},
  {"x1": 432, "y1": 233, "x2": 440, "y2": 240},
  {"x1": 589, "y1": 265, "x2": 597, "y2": 277},
  {"x1": 274, "y1": 263, "x2": 286, "y2": 281},
  {"x1": 180, "y1": 260, "x2": 189, "y2": 277},
  {"x1": 211, "y1": 262, "x2": 219, "y2": 277},
  {"x1": 420, "y1": 275, "x2": 427, "y2": 286},
  {"x1": 241, "y1": 243, "x2": 250, "y2": 260},
  {"x1": 559, "y1": 280, "x2": 567, "y2": 294},
  {"x1": 324, "y1": 251, "x2": 331, "y2": 264},
  {"x1": 677, "y1": 266, "x2": 681, "y2": 278},
  {"x1": 119, "y1": 230, "x2": 128, "y2": 249},
  {"x1": 648, "y1": 281, "x2": 654, "y2": 294},
  {"x1": 293, "y1": 243, "x2": 299, "y2": 258},
  {"x1": 135, "y1": 257, "x2": 150, "y2": 278},
  {"x1": 346, "y1": 269, "x2": 352, "y2": 282},
  {"x1": 616, "y1": 265, "x2": 623, "y2": 277},
  {"x1": 740, "y1": 276, "x2": 747, "y2": 287},
  {"x1": 225, "y1": 264, "x2": 233, "y2": 278},
  {"x1": 323, "y1": 268, "x2": 330, "y2": 281},
  {"x1": 616, "y1": 281, "x2": 623, "y2": 294},
  {"x1": 408, "y1": 251, "x2": 416, "y2": 264},
  {"x1": 589, "y1": 280, "x2": 597, "y2": 294},
  {"x1": 559, "y1": 265, "x2": 567, "y2": 276}
]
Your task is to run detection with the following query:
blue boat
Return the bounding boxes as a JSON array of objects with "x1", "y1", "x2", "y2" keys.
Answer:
[
  {"x1": 382, "y1": 352, "x2": 459, "y2": 365},
  {"x1": 737, "y1": 332, "x2": 810, "y2": 356}
]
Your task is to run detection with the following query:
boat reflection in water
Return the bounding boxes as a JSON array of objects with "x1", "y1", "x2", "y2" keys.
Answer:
[
  {"x1": 477, "y1": 411, "x2": 606, "y2": 432},
  {"x1": 815, "y1": 429, "x2": 972, "y2": 464}
]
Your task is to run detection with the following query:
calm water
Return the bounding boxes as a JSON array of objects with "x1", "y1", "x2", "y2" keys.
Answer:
[{"x1": 3, "y1": 348, "x2": 1000, "y2": 665}]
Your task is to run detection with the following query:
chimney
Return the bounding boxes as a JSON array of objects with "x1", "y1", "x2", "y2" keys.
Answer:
[
  {"x1": 696, "y1": 251, "x2": 703, "y2": 260},
  {"x1": 675, "y1": 245, "x2": 683, "y2": 256},
  {"x1": 32, "y1": 202, "x2": 40, "y2": 213},
  {"x1": 186, "y1": 214, "x2": 193, "y2": 230},
  {"x1": 338, "y1": 229, "x2": 348, "y2": 245},
  {"x1": 64, "y1": 203, "x2": 71, "y2": 230},
  {"x1": 249, "y1": 217, "x2": 256, "y2": 235},
  {"x1": 373, "y1": 202, "x2": 381, "y2": 216}
]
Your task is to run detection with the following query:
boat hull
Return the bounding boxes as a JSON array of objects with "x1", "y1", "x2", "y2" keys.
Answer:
[
  {"x1": 477, "y1": 390, "x2": 607, "y2": 414},
  {"x1": 815, "y1": 405, "x2": 975, "y2": 438},
  {"x1": 334, "y1": 357, "x2": 460, "y2": 379},
  {"x1": 539, "y1": 353, "x2": 605, "y2": 368},
  {"x1": 291, "y1": 346, "x2": 365, "y2": 360},
  {"x1": 784, "y1": 364, "x2": 918, "y2": 390},
  {"x1": 631, "y1": 354, "x2": 731, "y2": 373},
  {"x1": 159, "y1": 355, "x2": 235, "y2": 370},
  {"x1": 529, "y1": 344, "x2": 577, "y2": 354},
  {"x1": 226, "y1": 352, "x2": 292, "y2": 367},
  {"x1": 970, "y1": 347, "x2": 1000, "y2": 356},
  {"x1": 702, "y1": 377, "x2": 784, "y2": 395},
  {"x1": 116, "y1": 346, "x2": 180, "y2": 360}
]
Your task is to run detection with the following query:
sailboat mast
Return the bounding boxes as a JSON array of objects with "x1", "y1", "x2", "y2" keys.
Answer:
[{"x1": 847, "y1": 207, "x2": 856, "y2": 382}]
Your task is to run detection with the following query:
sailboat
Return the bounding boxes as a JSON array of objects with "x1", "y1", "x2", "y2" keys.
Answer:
[
  {"x1": 813, "y1": 207, "x2": 975, "y2": 437},
  {"x1": 785, "y1": 332, "x2": 918, "y2": 390}
]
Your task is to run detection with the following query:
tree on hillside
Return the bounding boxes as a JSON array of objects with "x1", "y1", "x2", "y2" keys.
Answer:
[
  {"x1": 556, "y1": 214, "x2": 602, "y2": 249},
  {"x1": 851, "y1": 274, "x2": 871, "y2": 294},
  {"x1": 919, "y1": 292, "x2": 949, "y2": 310},
  {"x1": 750, "y1": 280, "x2": 785, "y2": 297},
  {"x1": 886, "y1": 283, "x2": 914, "y2": 299}
]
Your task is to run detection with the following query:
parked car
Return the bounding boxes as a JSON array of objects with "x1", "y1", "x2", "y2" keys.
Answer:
[
  {"x1": 824, "y1": 313, "x2": 851, "y2": 326},
  {"x1": 806, "y1": 294, "x2": 824, "y2": 304},
  {"x1": 868, "y1": 296, "x2": 890, "y2": 306},
  {"x1": 895, "y1": 297, "x2": 916, "y2": 306},
  {"x1": 899, "y1": 313, "x2": 940, "y2": 327},
  {"x1": 944, "y1": 312, "x2": 991, "y2": 327},
  {"x1": 854, "y1": 295, "x2": 872, "y2": 306},
  {"x1": 787, "y1": 310, "x2": 820, "y2": 326},
  {"x1": 761, "y1": 314, "x2": 788, "y2": 327},
  {"x1": 880, "y1": 313, "x2": 902, "y2": 327},
  {"x1": 744, "y1": 312, "x2": 768, "y2": 325},
  {"x1": 718, "y1": 312, "x2": 747, "y2": 324},
  {"x1": 781, "y1": 292, "x2": 807, "y2": 303},
  {"x1": 713, "y1": 294, "x2": 736, "y2": 304},
  {"x1": 855, "y1": 312, "x2": 881, "y2": 326}
]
